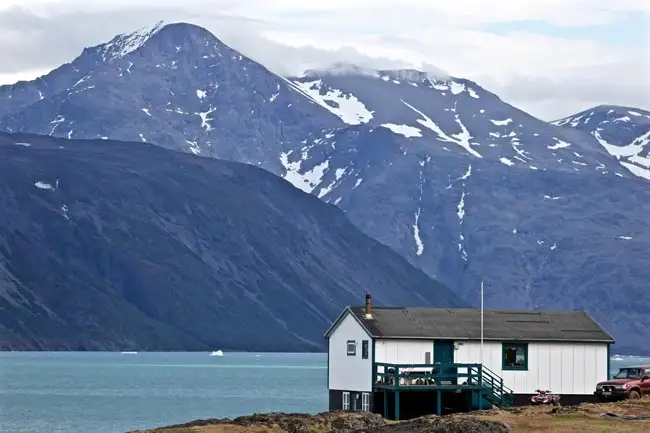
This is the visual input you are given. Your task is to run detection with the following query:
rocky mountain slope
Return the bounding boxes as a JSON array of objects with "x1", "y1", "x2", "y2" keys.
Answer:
[
  {"x1": 0, "y1": 22, "x2": 339, "y2": 169},
  {"x1": 0, "y1": 132, "x2": 464, "y2": 351},
  {"x1": 1, "y1": 22, "x2": 649, "y2": 353},
  {"x1": 280, "y1": 68, "x2": 650, "y2": 354},
  {"x1": 552, "y1": 105, "x2": 650, "y2": 180}
]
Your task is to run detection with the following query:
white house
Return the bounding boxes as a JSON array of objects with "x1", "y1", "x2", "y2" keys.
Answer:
[{"x1": 324, "y1": 294, "x2": 614, "y2": 419}]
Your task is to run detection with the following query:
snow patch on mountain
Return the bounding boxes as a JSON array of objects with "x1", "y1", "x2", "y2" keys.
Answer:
[
  {"x1": 34, "y1": 181, "x2": 54, "y2": 190},
  {"x1": 279, "y1": 150, "x2": 329, "y2": 194},
  {"x1": 291, "y1": 79, "x2": 373, "y2": 125},
  {"x1": 381, "y1": 123, "x2": 423, "y2": 138},
  {"x1": 317, "y1": 167, "x2": 348, "y2": 199},
  {"x1": 197, "y1": 107, "x2": 216, "y2": 131},
  {"x1": 402, "y1": 100, "x2": 482, "y2": 158},
  {"x1": 491, "y1": 118, "x2": 513, "y2": 126},
  {"x1": 456, "y1": 165, "x2": 471, "y2": 262},
  {"x1": 185, "y1": 140, "x2": 201, "y2": 155},
  {"x1": 48, "y1": 115, "x2": 66, "y2": 136},
  {"x1": 548, "y1": 139, "x2": 571, "y2": 150},
  {"x1": 449, "y1": 81, "x2": 480, "y2": 99},
  {"x1": 96, "y1": 21, "x2": 166, "y2": 62},
  {"x1": 412, "y1": 158, "x2": 429, "y2": 256}
]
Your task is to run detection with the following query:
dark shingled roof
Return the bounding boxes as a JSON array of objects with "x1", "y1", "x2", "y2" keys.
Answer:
[{"x1": 344, "y1": 307, "x2": 614, "y2": 343}]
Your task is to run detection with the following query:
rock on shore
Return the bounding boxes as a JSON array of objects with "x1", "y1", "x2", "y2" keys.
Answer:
[{"x1": 131, "y1": 411, "x2": 511, "y2": 433}]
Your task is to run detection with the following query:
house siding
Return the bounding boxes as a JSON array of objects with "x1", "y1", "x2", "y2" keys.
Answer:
[
  {"x1": 374, "y1": 339, "x2": 433, "y2": 364},
  {"x1": 454, "y1": 341, "x2": 608, "y2": 395},
  {"x1": 328, "y1": 312, "x2": 373, "y2": 392}
]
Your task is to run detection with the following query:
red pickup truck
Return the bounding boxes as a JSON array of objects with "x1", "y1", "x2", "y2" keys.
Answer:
[{"x1": 594, "y1": 365, "x2": 650, "y2": 401}]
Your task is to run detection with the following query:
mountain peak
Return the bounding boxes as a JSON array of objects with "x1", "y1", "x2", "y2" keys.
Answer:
[
  {"x1": 88, "y1": 21, "x2": 224, "y2": 63},
  {"x1": 93, "y1": 21, "x2": 166, "y2": 63},
  {"x1": 552, "y1": 104, "x2": 650, "y2": 127}
]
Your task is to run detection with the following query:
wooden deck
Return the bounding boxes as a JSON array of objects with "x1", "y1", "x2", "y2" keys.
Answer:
[{"x1": 372, "y1": 362, "x2": 514, "y2": 419}]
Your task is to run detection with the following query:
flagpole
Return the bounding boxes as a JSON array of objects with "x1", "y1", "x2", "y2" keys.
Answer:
[{"x1": 481, "y1": 280, "x2": 483, "y2": 365}]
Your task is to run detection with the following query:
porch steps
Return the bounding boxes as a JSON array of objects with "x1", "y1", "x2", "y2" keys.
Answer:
[{"x1": 475, "y1": 365, "x2": 515, "y2": 408}]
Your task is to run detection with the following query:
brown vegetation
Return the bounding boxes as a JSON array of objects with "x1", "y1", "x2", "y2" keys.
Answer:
[{"x1": 130, "y1": 398, "x2": 650, "y2": 433}]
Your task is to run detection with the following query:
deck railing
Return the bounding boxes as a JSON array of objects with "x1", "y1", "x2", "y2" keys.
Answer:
[
  {"x1": 477, "y1": 364, "x2": 515, "y2": 407},
  {"x1": 373, "y1": 362, "x2": 514, "y2": 407}
]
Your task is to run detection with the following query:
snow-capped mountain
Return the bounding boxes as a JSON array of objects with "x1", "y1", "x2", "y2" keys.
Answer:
[
  {"x1": 1, "y1": 22, "x2": 649, "y2": 353},
  {"x1": 276, "y1": 67, "x2": 650, "y2": 355},
  {"x1": 284, "y1": 65, "x2": 627, "y2": 193},
  {"x1": 0, "y1": 22, "x2": 339, "y2": 169},
  {"x1": 553, "y1": 105, "x2": 650, "y2": 180}
]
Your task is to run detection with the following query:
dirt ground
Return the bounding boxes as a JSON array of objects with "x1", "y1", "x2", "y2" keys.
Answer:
[
  {"x1": 470, "y1": 398, "x2": 650, "y2": 432},
  {"x1": 133, "y1": 398, "x2": 650, "y2": 433}
]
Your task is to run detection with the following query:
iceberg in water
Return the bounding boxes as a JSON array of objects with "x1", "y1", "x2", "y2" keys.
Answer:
[{"x1": 209, "y1": 350, "x2": 224, "y2": 357}]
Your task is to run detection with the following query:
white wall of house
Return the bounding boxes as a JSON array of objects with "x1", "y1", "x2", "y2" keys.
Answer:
[
  {"x1": 374, "y1": 339, "x2": 434, "y2": 365},
  {"x1": 328, "y1": 312, "x2": 373, "y2": 392},
  {"x1": 454, "y1": 341, "x2": 608, "y2": 395},
  {"x1": 372, "y1": 338, "x2": 607, "y2": 395}
]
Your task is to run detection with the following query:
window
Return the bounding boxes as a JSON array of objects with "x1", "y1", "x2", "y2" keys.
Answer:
[
  {"x1": 502, "y1": 343, "x2": 528, "y2": 370},
  {"x1": 361, "y1": 392, "x2": 370, "y2": 412},
  {"x1": 342, "y1": 392, "x2": 350, "y2": 410},
  {"x1": 424, "y1": 351, "x2": 431, "y2": 364},
  {"x1": 347, "y1": 340, "x2": 356, "y2": 356},
  {"x1": 614, "y1": 368, "x2": 642, "y2": 379},
  {"x1": 361, "y1": 340, "x2": 369, "y2": 359}
]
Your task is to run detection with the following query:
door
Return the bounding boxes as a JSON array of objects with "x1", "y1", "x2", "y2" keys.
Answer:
[
  {"x1": 434, "y1": 340, "x2": 456, "y2": 384},
  {"x1": 342, "y1": 392, "x2": 350, "y2": 410},
  {"x1": 434, "y1": 340, "x2": 454, "y2": 363},
  {"x1": 361, "y1": 392, "x2": 370, "y2": 412},
  {"x1": 643, "y1": 368, "x2": 650, "y2": 396}
]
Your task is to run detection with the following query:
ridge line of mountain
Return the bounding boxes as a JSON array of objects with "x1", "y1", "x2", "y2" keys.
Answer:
[{"x1": 1, "y1": 21, "x2": 649, "y2": 354}]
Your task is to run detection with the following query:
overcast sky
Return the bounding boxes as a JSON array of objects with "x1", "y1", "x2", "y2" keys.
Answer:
[{"x1": 0, "y1": 0, "x2": 648, "y2": 120}]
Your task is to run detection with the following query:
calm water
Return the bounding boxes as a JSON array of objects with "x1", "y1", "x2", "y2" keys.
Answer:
[
  {"x1": 1, "y1": 352, "x2": 648, "y2": 433},
  {"x1": 0, "y1": 352, "x2": 327, "y2": 433}
]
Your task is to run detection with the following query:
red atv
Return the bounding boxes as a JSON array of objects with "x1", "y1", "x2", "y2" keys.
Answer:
[{"x1": 530, "y1": 389, "x2": 561, "y2": 406}]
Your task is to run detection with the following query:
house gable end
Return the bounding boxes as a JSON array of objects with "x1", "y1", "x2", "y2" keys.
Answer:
[{"x1": 324, "y1": 307, "x2": 374, "y2": 339}]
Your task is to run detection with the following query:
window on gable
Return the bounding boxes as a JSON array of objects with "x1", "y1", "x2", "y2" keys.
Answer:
[
  {"x1": 361, "y1": 340, "x2": 369, "y2": 359},
  {"x1": 502, "y1": 343, "x2": 528, "y2": 370},
  {"x1": 347, "y1": 340, "x2": 356, "y2": 356}
]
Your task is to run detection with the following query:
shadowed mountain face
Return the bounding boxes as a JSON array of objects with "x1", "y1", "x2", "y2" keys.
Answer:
[
  {"x1": 0, "y1": 132, "x2": 464, "y2": 351},
  {"x1": 1, "y1": 22, "x2": 649, "y2": 353}
]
